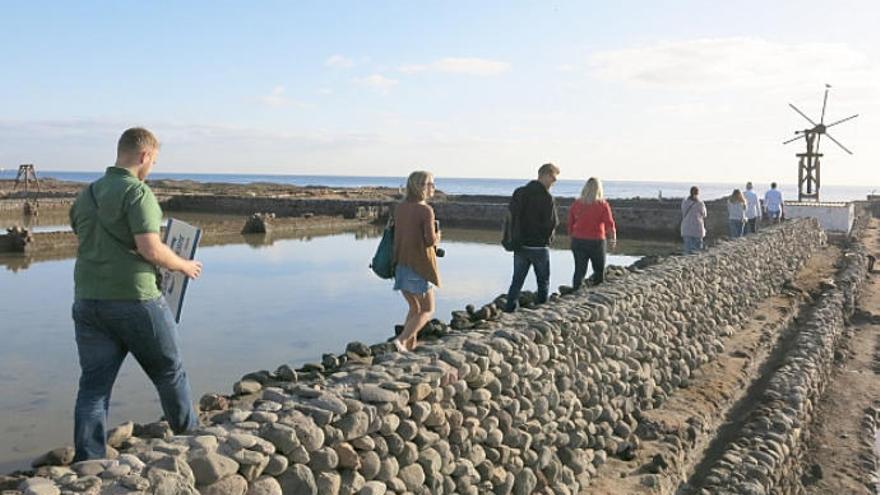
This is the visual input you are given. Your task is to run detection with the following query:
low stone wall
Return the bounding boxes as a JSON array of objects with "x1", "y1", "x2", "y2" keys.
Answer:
[
  {"x1": 161, "y1": 196, "x2": 387, "y2": 221},
  {"x1": 8, "y1": 194, "x2": 733, "y2": 240},
  {"x1": 1, "y1": 220, "x2": 827, "y2": 495},
  {"x1": 698, "y1": 219, "x2": 870, "y2": 494},
  {"x1": 0, "y1": 197, "x2": 75, "y2": 212},
  {"x1": 431, "y1": 197, "x2": 717, "y2": 238},
  {"x1": 0, "y1": 215, "x2": 374, "y2": 255},
  {"x1": 161, "y1": 194, "x2": 732, "y2": 240},
  {"x1": 863, "y1": 401, "x2": 880, "y2": 492},
  {"x1": 871, "y1": 199, "x2": 880, "y2": 218}
]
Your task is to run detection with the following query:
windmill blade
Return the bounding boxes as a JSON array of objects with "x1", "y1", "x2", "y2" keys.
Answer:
[
  {"x1": 783, "y1": 134, "x2": 805, "y2": 145},
  {"x1": 825, "y1": 113, "x2": 859, "y2": 128},
  {"x1": 789, "y1": 103, "x2": 817, "y2": 126},
  {"x1": 825, "y1": 132, "x2": 853, "y2": 155},
  {"x1": 820, "y1": 86, "x2": 830, "y2": 124}
]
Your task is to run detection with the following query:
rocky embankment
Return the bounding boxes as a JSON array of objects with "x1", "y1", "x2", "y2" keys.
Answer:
[
  {"x1": 0, "y1": 178, "x2": 402, "y2": 202},
  {"x1": 2, "y1": 219, "x2": 858, "y2": 495}
]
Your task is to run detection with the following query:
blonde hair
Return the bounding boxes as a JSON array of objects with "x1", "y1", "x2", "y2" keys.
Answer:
[
  {"x1": 117, "y1": 127, "x2": 160, "y2": 155},
  {"x1": 729, "y1": 189, "x2": 746, "y2": 204},
  {"x1": 405, "y1": 170, "x2": 433, "y2": 202},
  {"x1": 579, "y1": 177, "x2": 604, "y2": 204}
]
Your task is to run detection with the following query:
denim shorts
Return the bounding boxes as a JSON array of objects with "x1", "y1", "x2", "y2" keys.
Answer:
[{"x1": 393, "y1": 264, "x2": 432, "y2": 295}]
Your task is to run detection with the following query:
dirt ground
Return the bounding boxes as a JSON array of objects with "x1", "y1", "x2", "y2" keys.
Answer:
[{"x1": 803, "y1": 219, "x2": 880, "y2": 495}]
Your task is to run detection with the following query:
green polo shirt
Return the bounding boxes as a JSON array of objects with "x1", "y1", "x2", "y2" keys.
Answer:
[{"x1": 71, "y1": 167, "x2": 163, "y2": 300}]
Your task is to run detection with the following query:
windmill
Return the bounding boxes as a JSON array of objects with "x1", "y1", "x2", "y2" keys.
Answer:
[
  {"x1": 783, "y1": 84, "x2": 858, "y2": 201},
  {"x1": 12, "y1": 164, "x2": 41, "y2": 215}
]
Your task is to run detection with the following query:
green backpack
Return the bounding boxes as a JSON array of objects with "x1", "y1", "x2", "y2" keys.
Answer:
[{"x1": 370, "y1": 219, "x2": 395, "y2": 279}]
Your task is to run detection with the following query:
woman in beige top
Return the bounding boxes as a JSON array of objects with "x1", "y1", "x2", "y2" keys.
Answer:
[{"x1": 392, "y1": 171, "x2": 441, "y2": 351}]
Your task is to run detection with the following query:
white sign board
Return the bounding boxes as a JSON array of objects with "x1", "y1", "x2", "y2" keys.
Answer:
[{"x1": 160, "y1": 218, "x2": 201, "y2": 323}]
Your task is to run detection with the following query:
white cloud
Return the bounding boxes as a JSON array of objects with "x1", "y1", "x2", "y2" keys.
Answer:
[
  {"x1": 590, "y1": 38, "x2": 879, "y2": 92},
  {"x1": 325, "y1": 54, "x2": 354, "y2": 69},
  {"x1": 0, "y1": 118, "x2": 385, "y2": 171},
  {"x1": 399, "y1": 57, "x2": 510, "y2": 76},
  {"x1": 260, "y1": 86, "x2": 309, "y2": 108},
  {"x1": 261, "y1": 85, "x2": 288, "y2": 107},
  {"x1": 355, "y1": 74, "x2": 398, "y2": 92}
]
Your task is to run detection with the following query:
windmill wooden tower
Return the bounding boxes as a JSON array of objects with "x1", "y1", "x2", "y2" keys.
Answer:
[
  {"x1": 13, "y1": 164, "x2": 41, "y2": 215},
  {"x1": 783, "y1": 85, "x2": 858, "y2": 201}
]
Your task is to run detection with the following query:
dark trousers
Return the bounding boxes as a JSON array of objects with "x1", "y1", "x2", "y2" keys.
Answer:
[
  {"x1": 571, "y1": 238, "x2": 606, "y2": 289},
  {"x1": 72, "y1": 298, "x2": 198, "y2": 461},
  {"x1": 746, "y1": 218, "x2": 758, "y2": 234},
  {"x1": 504, "y1": 247, "x2": 550, "y2": 311}
]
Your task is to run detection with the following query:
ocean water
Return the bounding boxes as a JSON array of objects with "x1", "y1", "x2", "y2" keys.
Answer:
[{"x1": 15, "y1": 171, "x2": 878, "y2": 202}]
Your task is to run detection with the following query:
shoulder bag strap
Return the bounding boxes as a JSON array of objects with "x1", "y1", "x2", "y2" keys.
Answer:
[
  {"x1": 88, "y1": 183, "x2": 140, "y2": 255},
  {"x1": 683, "y1": 200, "x2": 696, "y2": 220}
]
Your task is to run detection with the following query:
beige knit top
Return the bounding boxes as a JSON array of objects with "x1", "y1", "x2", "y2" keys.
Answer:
[{"x1": 392, "y1": 201, "x2": 441, "y2": 287}]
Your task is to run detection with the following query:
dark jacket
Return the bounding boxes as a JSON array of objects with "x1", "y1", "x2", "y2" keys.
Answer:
[{"x1": 508, "y1": 180, "x2": 558, "y2": 248}]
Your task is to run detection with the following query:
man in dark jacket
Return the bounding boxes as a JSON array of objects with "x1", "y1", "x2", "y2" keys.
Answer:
[{"x1": 504, "y1": 163, "x2": 559, "y2": 312}]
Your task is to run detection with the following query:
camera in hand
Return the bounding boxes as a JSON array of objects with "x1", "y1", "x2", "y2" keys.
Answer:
[{"x1": 434, "y1": 220, "x2": 445, "y2": 257}]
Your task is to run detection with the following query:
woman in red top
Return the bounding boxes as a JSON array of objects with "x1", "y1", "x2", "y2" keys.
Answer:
[{"x1": 567, "y1": 177, "x2": 617, "y2": 289}]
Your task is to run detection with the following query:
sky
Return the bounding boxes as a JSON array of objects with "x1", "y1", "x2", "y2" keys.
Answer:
[{"x1": 0, "y1": 1, "x2": 878, "y2": 186}]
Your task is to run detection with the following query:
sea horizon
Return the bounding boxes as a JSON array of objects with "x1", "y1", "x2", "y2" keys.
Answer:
[{"x1": 9, "y1": 170, "x2": 877, "y2": 203}]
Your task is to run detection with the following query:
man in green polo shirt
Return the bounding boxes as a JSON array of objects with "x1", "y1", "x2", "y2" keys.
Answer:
[{"x1": 69, "y1": 127, "x2": 203, "y2": 461}]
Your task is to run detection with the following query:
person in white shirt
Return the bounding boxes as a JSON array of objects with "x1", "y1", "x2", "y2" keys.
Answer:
[
  {"x1": 743, "y1": 182, "x2": 761, "y2": 234},
  {"x1": 727, "y1": 189, "x2": 747, "y2": 238},
  {"x1": 764, "y1": 182, "x2": 784, "y2": 223}
]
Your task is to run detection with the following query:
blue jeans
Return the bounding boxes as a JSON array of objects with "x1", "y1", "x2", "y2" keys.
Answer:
[
  {"x1": 683, "y1": 236, "x2": 703, "y2": 255},
  {"x1": 72, "y1": 298, "x2": 197, "y2": 461},
  {"x1": 728, "y1": 220, "x2": 745, "y2": 238},
  {"x1": 505, "y1": 247, "x2": 550, "y2": 311},
  {"x1": 571, "y1": 238, "x2": 606, "y2": 289}
]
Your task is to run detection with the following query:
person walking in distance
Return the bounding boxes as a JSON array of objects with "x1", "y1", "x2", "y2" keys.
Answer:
[
  {"x1": 567, "y1": 177, "x2": 617, "y2": 289},
  {"x1": 504, "y1": 163, "x2": 560, "y2": 312},
  {"x1": 727, "y1": 189, "x2": 747, "y2": 239},
  {"x1": 764, "y1": 182, "x2": 784, "y2": 223},
  {"x1": 743, "y1": 182, "x2": 761, "y2": 234},
  {"x1": 391, "y1": 171, "x2": 441, "y2": 351},
  {"x1": 681, "y1": 186, "x2": 707, "y2": 254},
  {"x1": 69, "y1": 128, "x2": 203, "y2": 461}
]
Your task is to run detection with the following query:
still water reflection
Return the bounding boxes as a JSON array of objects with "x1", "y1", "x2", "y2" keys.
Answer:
[
  {"x1": 1, "y1": 209, "x2": 72, "y2": 233},
  {"x1": 0, "y1": 226, "x2": 644, "y2": 472}
]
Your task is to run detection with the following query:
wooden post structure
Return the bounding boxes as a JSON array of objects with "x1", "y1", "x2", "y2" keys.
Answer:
[
  {"x1": 13, "y1": 164, "x2": 41, "y2": 215},
  {"x1": 797, "y1": 131, "x2": 822, "y2": 202}
]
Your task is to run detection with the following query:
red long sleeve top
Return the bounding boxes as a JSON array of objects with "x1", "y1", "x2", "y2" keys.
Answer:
[{"x1": 567, "y1": 200, "x2": 616, "y2": 240}]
